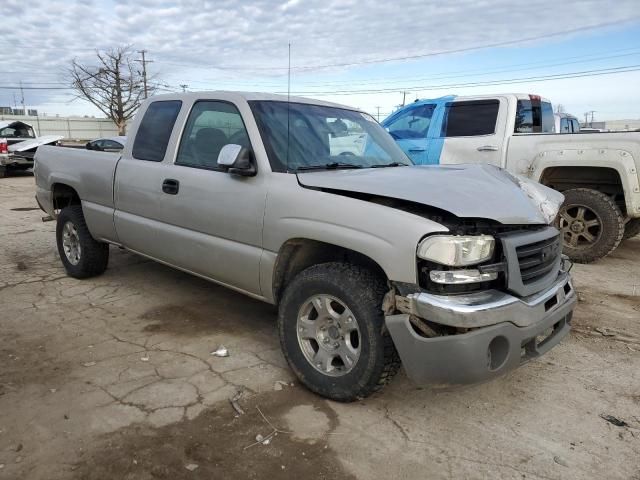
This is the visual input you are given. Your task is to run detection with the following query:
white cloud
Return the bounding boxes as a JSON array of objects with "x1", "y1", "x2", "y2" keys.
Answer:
[{"x1": 1, "y1": 0, "x2": 638, "y2": 119}]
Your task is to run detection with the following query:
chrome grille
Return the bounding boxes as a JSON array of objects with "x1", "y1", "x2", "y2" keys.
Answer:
[
  {"x1": 501, "y1": 226, "x2": 562, "y2": 297},
  {"x1": 516, "y1": 234, "x2": 562, "y2": 285}
]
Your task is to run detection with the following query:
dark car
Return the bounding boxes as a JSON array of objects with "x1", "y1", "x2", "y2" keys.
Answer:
[{"x1": 86, "y1": 136, "x2": 126, "y2": 152}]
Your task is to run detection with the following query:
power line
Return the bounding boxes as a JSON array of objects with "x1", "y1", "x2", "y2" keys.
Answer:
[
  {"x1": 284, "y1": 64, "x2": 640, "y2": 96},
  {"x1": 145, "y1": 47, "x2": 640, "y2": 90},
  {"x1": 277, "y1": 49, "x2": 640, "y2": 88}
]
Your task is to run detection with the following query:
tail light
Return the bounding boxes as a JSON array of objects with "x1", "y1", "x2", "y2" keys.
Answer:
[{"x1": 0, "y1": 139, "x2": 8, "y2": 154}]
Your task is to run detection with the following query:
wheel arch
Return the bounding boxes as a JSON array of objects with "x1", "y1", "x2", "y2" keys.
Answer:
[
  {"x1": 531, "y1": 151, "x2": 640, "y2": 217},
  {"x1": 271, "y1": 238, "x2": 389, "y2": 305},
  {"x1": 51, "y1": 182, "x2": 81, "y2": 212}
]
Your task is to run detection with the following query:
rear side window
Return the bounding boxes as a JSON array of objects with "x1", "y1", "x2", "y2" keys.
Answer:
[
  {"x1": 132, "y1": 100, "x2": 182, "y2": 161},
  {"x1": 515, "y1": 99, "x2": 554, "y2": 133},
  {"x1": 441, "y1": 100, "x2": 499, "y2": 137}
]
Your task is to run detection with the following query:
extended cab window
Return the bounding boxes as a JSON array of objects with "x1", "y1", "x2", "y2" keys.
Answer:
[
  {"x1": 515, "y1": 99, "x2": 554, "y2": 133},
  {"x1": 441, "y1": 100, "x2": 499, "y2": 137},
  {"x1": 176, "y1": 101, "x2": 250, "y2": 170},
  {"x1": 132, "y1": 100, "x2": 182, "y2": 161},
  {"x1": 385, "y1": 104, "x2": 435, "y2": 140}
]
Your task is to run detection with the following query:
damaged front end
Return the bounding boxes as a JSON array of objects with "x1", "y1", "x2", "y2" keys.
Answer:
[{"x1": 384, "y1": 221, "x2": 576, "y2": 387}]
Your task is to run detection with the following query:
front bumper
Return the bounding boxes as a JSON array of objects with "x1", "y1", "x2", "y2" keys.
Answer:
[{"x1": 386, "y1": 270, "x2": 575, "y2": 386}]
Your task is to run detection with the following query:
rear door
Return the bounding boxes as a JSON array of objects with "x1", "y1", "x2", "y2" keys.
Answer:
[
  {"x1": 382, "y1": 103, "x2": 435, "y2": 164},
  {"x1": 438, "y1": 98, "x2": 506, "y2": 167},
  {"x1": 114, "y1": 99, "x2": 185, "y2": 267}
]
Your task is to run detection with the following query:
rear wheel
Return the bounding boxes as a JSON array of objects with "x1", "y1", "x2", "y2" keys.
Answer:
[
  {"x1": 556, "y1": 188, "x2": 624, "y2": 263},
  {"x1": 278, "y1": 262, "x2": 400, "y2": 402},
  {"x1": 56, "y1": 205, "x2": 109, "y2": 278},
  {"x1": 623, "y1": 218, "x2": 640, "y2": 241}
]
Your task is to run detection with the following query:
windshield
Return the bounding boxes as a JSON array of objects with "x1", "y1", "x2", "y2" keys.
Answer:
[{"x1": 249, "y1": 101, "x2": 412, "y2": 172}]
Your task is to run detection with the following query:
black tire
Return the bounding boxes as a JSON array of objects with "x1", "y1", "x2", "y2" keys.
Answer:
[
  {"x1": 623, "y1": 218, "x2": 640, "y2": 241},
  {"x1": 278, "y1": 262, "x2": 400, "y2": 402},
  {"x1": 556, "y1": 188, "x2": 624, "y2": 263},
  {"x1": 56, "y1": 205, "x2": 109, "y2": 278},
  {"x1": 0, "y1": 166, "x2": 6, "y2": 178}
]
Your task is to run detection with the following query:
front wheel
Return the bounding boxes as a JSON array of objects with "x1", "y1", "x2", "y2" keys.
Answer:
[
  {"x1": 556, "y1": 188, "x2": 624, "y2": 263},
  {"x1": 278, "y1": 262, "x2": 400, "y2": 402},
  {"x1": 56, "y1": 205, "x2": 109, "y2": 278}
]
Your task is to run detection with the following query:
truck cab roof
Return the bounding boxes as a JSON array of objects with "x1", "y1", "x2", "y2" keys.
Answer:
[{"x1": 148, "y1": 91, "x2": 356, "y2": 111}]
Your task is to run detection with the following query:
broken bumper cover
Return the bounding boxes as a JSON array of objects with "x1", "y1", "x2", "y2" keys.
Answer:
[
  {"x1": 0, "y1": 153, "x2": 33, "y2": 167},
  {"x1": 386, "y1": 271, "x2": 575, "y2": 386}
]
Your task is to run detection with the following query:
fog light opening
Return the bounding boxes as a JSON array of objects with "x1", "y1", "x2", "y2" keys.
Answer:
[{"x1": 487, "y1": 336, "x2": 510, "y2": 371}]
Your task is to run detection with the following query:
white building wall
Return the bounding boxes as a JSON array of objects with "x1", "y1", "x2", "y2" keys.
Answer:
[{"x1": 0, "y1": 114, "x2": 119, "y2": 140}]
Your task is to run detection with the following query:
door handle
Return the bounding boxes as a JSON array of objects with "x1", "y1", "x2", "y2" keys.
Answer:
[
  {"x1": 162, "y1": 179, "x2": 180, "y2": 195},
  {"x1": 477, "y1": 145, "x2": 499, "y2": 152},
  {"x1": 408, "y1": 148, "x2": 426, "y2": 152}
]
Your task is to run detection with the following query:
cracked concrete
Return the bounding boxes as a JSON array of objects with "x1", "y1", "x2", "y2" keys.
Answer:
[{"x1": 1, "y1": 175, "x2": 640, "y2": 480}]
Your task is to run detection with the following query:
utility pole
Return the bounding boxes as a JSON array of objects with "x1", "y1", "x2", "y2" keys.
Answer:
[
  {"x1": 179, "y1": 84, "x2": 189, "y2": 92},
  {"x1": 375, "y1": 106, "x2": 381, "y2": 121},
  {"x1": 19, "y1": 81, "x2": 26, "y2": 116},
  {"x1": 584, "y1": 110, "x2": 596, "y2": 127},
  {"x1": 136, "y1": 50, "x2": 153, "y2": 98},
  {"x1": 401, "y1": 91, "x2": 407, "y2": 107}
]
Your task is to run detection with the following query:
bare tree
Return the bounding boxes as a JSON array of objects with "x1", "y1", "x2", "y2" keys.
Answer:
[{"x1": 69, "y1": 46, "x2": 152, "y2": 135}]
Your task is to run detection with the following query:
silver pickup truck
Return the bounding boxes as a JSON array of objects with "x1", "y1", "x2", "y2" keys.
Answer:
[{"x1": 34, "y1": 92, "x2": 576, "y2": 401}]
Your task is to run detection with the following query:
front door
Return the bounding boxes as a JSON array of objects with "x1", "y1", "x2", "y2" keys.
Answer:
[
  {"x1": 437, "y1": 98, "x2": 506, "y2": 167},
  {"x1": 383, "y1": 103, "x2": 435, "y2": 165}
]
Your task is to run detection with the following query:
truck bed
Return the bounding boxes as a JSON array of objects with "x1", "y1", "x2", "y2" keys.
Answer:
[{"x1": 34, "y1": 146, "x2": 121, "y2": 241}]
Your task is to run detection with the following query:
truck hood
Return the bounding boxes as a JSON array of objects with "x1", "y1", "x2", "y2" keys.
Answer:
[
  {"x1": 297, "y1": 164, "x2": 564, "y2": 225},
  {"x1": 8, "y1": 135, "x2": 64, "y2": 152}
]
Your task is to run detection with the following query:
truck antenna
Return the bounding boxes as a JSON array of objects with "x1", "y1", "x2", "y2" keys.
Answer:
[{"x1": 287, "y1": 42, "x2": 291, "y2": 172}]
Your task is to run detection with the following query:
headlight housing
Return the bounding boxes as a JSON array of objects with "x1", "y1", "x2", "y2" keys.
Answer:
[{"x1": 417, "y1": 235, "x2": 495, "y2": 266}]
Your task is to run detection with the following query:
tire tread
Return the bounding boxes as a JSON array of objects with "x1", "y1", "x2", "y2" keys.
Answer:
[
  {"x1": 56, "y1": 205, "x2": 109, "y2": 278},
  {"x1": 278, "y1": 262, "x2": 401, "y2": 401}
]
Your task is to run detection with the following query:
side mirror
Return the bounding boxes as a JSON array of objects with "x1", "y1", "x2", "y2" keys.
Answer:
[{"x1": 217, "y1": 144, "x2": 256, "y2": 177}]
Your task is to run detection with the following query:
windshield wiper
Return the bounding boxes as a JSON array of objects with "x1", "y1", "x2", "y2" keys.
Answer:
[
  {"x1": 370, "y1": 162, "x2": 409, "y2": 168},
  {"x1": 296, "y1": 162, "x2": 363, "y2": 172}
]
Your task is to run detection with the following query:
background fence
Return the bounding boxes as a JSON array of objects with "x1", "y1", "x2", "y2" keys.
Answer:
[{"x1": 0, "y1": 114, "x2": 119, "y2": 140}]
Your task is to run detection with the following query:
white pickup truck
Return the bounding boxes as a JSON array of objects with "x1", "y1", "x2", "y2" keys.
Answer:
[
  {"x1": 0, "y1": 120, "x2": 63, "y2": 177},
  {"x1": 34, "y1": 92, "x2": 575, "y2": 401},
  {"x1": 383, "y1": 94, "x2": 640, "y2": 263}
]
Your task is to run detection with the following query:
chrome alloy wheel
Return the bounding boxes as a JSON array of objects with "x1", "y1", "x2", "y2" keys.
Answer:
[
  {"x1": 62, "y1": 221, "x2": 82, "y2": 265},
  {"x1": 296, "y1": 294, "x2": 361, "y2": 377}
]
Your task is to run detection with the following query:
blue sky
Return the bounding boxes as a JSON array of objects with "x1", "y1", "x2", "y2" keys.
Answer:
[{"x1": 1, "y1": 0, "x2": 639, "y2": 123}]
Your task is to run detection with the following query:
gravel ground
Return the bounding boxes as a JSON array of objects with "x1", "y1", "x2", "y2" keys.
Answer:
[{"x1": 0, "y1": 175, "x2": 639, "y2": 480}]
